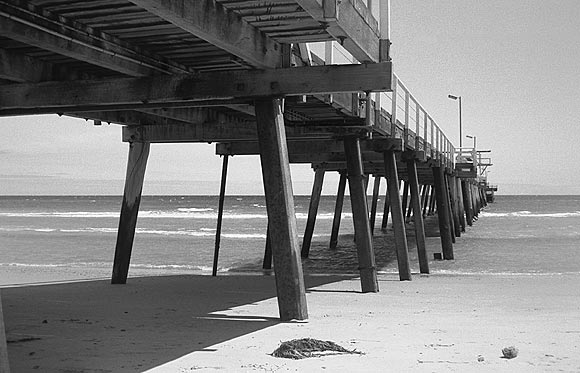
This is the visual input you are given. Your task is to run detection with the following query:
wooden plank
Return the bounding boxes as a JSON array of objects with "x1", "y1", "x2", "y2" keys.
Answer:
[
  {"x1": 432, "y1": 166, "x2": 454, "y2": 260},
  {"x1": 407, "y1": 159, "x2": 429, "y2": 274},
  {"x1": 212, "y1": 155, "x2": 229, "y2": 276},
  {"x1": 301, "y1": 168, "x2": 325, "y2": 258},
  {"x1": 296, "y1": 0, "x2": 380, "y2": 62},
  {"x1": 329, "y1": 171, "x2": 347, "y2": 250},
  {"x1": 0, "y1": 62, "x2": 393, "y2": 115},
  {"x1": 0, "y1": 1, "x2": 187, "y2": 76},
  {"x1": 131, "y1": 0, "x2": 282, "y2": 68},
  {"x1": 383, "y1": 150, "x2": 412, "y2": 281},
  {"x1": 0, "y1": 291, "x2": 9, "y2": 373},
  {"x1": 111, "y1": 141, "x2": 150, "y2": 284},
  {"x1": 343, "y1": 136, "x2": 378, "y2": 292},
  {"x1": 255, "y1": 97, "x2": 307, "y2": 321}
]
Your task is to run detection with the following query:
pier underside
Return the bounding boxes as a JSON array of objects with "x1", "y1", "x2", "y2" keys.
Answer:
[{"x1": 0, "y1": 1, "x2": 492, "y2": 369}]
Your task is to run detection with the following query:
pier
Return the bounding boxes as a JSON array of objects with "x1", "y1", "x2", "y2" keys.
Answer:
[{"x1": 0, "y1": 1, "x2": 494, "y2": 369}]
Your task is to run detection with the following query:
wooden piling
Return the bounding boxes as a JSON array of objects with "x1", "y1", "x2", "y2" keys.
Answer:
[
  {"x1": 381, "y1": 188, "x2": 391, "y2": 231},
  {"x1": 263, "y1": 223, "x2": 273, "y2": 269},
  {"x1": 344, "y1": 136, "x2": 379, "y2": 292},
  {"x1": 432, "y1": 165, "x2": 454, "y2": 260},
  {"x1": 329, "y1": 171, "x2": 347, "y2": 250},
  {"x1": 369, "y1": 175, "x2": 381, "y2": 235},
  {"x1": 448, "y1": 175, "x2": 461, "y2": 238},
  {"x1": 255, "y1": 97, "x2": 307, "y2": 321},
  {"x1": 428, "y1": 184, "x2": 437, "y2": 215},
  {"x1": 445, "y1": 174, "x2": 457, "y2": 243},
  {"x1": 384, "y1": 150, "x2": 412, "y2": 281},
  {"x1": 421, "y1": 184, "x2": 430, "y2": 217},
  {"x1": 456, "y1": 177, "x2": 466, "y2": 232},
  {"x1": 111, "y1": 141, "x2": 150, "y2": 284},
  {"x1": 401, "y1": 180, "x2": 410, "y2": 220},
  {"x1": 301, "y1": 168, "x2": 325, "y2": 258},
  {"x1": 0, "y1": 292, "x2": 9, "y2": 373},
  {"x1": 407, "y1": 158, "x2": 429, "y2": 274},
  {"x1": 462, "y1": 180, "x2": 473, "y2": 226},
  {"x1": 212, "y1": 154, "x2": 229, "y2": 276}
]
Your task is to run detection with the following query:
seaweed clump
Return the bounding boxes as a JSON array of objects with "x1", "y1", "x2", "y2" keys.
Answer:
[{"x1": 271, "y1": 338, "x2": 363, "y2": 360}]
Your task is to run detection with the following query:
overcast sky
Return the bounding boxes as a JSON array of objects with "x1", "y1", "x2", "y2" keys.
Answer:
[{"x1": 1, "y1": 0, "x2": 579, "y2": 195}]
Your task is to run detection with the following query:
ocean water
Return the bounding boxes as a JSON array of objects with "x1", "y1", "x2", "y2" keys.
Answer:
[{"x1": 0, "y1": 195, "x2": 579, "y2": 277}]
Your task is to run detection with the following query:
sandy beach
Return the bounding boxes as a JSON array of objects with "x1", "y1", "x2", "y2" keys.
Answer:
[{"x1": 2, "y1": 267, "x2": 579, "y2": 372}]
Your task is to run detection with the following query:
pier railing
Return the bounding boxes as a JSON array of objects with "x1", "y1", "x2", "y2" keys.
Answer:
[{"x1": 310, "y1": 40, "x2": 456, "y2": 169}]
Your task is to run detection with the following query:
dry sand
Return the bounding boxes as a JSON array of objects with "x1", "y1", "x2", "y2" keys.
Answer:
[{"x1": 1, "y1": 268, "x2": 579, "y2": 372}]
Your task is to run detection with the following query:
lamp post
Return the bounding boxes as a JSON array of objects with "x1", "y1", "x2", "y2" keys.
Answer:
[
  {"x1": 466, "y1": 135, "x2": 476, "y2": 149},
  {"x1": 448, "y1": 94, "x2": 462, "y2": 148}
]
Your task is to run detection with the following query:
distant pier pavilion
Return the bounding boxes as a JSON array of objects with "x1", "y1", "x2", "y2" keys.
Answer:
[{"x1": 0, "y1": 1, "x2": 494, "y2": 369}]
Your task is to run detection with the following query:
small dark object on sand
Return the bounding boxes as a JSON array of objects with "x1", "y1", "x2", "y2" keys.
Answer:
[
  {"x1": 502, "y1": 346, "x2": 519, "y2": 359},
  {"x1": 271, "y1": 338, "x2": 363, "y2": 360}
]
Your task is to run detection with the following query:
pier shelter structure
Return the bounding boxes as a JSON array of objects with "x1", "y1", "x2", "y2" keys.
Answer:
[{"x1": 0, "y1": 1, "x2": 492, "y2": 369}]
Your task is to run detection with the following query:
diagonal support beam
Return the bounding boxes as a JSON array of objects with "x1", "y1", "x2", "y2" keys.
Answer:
[
  {"x1": 130, "y1": 0, "x2": 283, "y2": 68},
  {"x1": 0, "y1": 62, "x2": 392, "y2": 116}
]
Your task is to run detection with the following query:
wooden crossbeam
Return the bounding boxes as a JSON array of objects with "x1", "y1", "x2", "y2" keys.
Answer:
[
  {"x1": 122, "y1": 122, "x2": 337, "y2": 143},
  {"x1": 295, "y1": 0, "x2": 380, "y2": 62},
  {"x1": 0, "y1": 0, "x2": 189, "y2": 76},
  {"x1": 0, "y1": 48, "x2": 52, "y2": 83},
  {"x1": 73, "y1": 110, "x2": 192, "y2": 127},
  {"x1": 130, "y1": 0, "x2": 283, "y2": 68},
  {"x1": 0, "y1": 62, "x2": 392, "y2": 116},
  {"x1": 123, "y1": 122, "x2": 258, "y2": 143},
  {"x1": 216, "y1": 138, "x2": 401, "y2": 156}
]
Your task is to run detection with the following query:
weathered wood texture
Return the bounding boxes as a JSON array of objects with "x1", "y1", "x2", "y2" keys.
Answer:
[
  {"x1": 112, "y1": 141, "x2": 150, "y2": 284},
  {"x1": 255, "y1": 98, "x2": 307, "y2": 321},
  {"x1": 263, "y1": 224, "x2": 273, "y2": 270},
  {"x1": 329, "y1": 171, "x2": 347, "y2": 250},
  {"x1": 369, "y1": 175, "x2": 381, "y2": 235},
  {"x1": 462, "y1": 180, "x2": 473, "y2": 226},
  {"x1": 456, "y1": 177, "x2": 466, "y2": 232},
  {"x1": 407, "y1": 159, "x2": 429, "y2": 274},
  {"x1": 130, "y1": 0, "x2": 282, "y2": 69},
  {"x1": 381, "y1": 188, "x2": 391, "y2": 231},
  {"x1": 344, "y1": 136, "x2": 379, "y2": 292},
  {"x1": 212, "y1": 155, "x2": 229, "y2": 276},
  {"x1": 445, "y1": 175, "x2": 457, "y2": 243},
  {"x1": 296, "y1": 0, "x2": 380, "y2": 62},
  {"x1": 0, "y1": 292, "x2": 9, "y2": 373},
  {"x1": 384, "y1": 150, "x2": 412, "y2": 281},
  {"x1": 301, "y1": 168, "x2": 325, "y2": 258},
  {"x1": 449, "y1": 175, "x2": 461, "y2": 238},
  {"x1": 432, "y1": 166, "x2": 454, "y2": 260},
  {"x1": 0, "y1": 63, "x2": 393, "y2": 115}
]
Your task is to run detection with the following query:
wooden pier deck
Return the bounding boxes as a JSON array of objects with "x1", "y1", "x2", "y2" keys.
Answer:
[{"x1": 0, "y1": 1, "x2": 495, "y2": 370}]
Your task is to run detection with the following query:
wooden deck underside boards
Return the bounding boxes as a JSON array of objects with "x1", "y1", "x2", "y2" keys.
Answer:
[{"x1": 0, "y1": 5, "x2": 493, "y2": 368}]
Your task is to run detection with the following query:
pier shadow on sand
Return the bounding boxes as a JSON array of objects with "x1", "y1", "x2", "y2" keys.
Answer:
[{"x1": 2, "y1": 274, "x2": 351, "y2": 372}]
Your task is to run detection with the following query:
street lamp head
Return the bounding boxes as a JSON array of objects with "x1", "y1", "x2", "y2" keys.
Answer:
[
  {"x1": 448, "y1": 94, "x2": 459, "y2": 100},
  {"x1": 466, "y1": 135, "x2": 473, "y2": 139}
]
